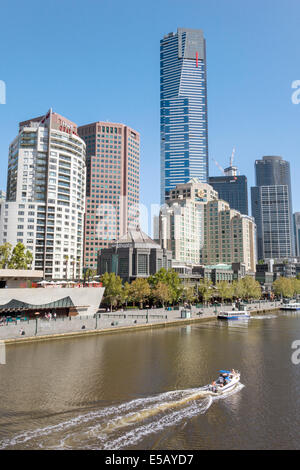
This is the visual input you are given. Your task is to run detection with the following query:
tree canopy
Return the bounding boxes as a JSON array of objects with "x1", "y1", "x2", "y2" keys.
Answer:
[{"x1": 0, "y1": 242, "x2": 33, "y2": 270}]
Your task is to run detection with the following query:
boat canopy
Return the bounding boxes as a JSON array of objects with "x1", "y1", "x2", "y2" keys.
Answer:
[{"x1": 219, "y1": 370, "x2": 231, "y2": 374}]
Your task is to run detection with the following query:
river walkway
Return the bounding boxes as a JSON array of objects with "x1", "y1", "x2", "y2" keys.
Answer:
[{"x1": 0, "y1": 300, "x2": 283, "y2": 345}]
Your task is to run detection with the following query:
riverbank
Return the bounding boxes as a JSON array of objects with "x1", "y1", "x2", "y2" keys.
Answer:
[{"x1": 1, "y1": 301, "x2": 282, "y2": 345}]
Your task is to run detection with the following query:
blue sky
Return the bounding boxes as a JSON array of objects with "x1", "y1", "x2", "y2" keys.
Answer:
[{"x1": 0, "y1": 0, "x2": 300, "y2": 233}]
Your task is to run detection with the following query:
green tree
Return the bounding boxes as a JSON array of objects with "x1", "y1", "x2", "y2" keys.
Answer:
[
  {"x1": 100, "y1": 272, "x2": 123, "y2": 311},
  {"x1": 85, "y1": 268, "x2": 97, "y2": 282},
  {"x1": 148, "y1": 268, "x2": 183, "y2": 304},
  {"x1": 273, "y1": 277, "x2": 295, "y2": 298},
  {"x1": 240, "y1": 276, "x2": 261, "y2": 300},
  {"x1": 64, "y1": 255, "x2": 69, "y2": 280},
  {"x1": 216, "y1": 281, "x2": 234, "y2": 303},
  {"x1": 121, "y1": 281, "x2": 131, "y2": 307},
  {"x1": 197, "y1": 279, "x2": 213, "y2": 305},
  {"x1": 0, "y1": 242, "x2": 12, "y2": 268},
  {"x1": 152, "y1": 281, "x2": 172, "y2": 308},
  {"x1": 232, "y1": 280, "x2": 246, "y2": 299},
  {"x1": 292, "y1": 278, "x2": 300, "y2": 296},
  {"x1": 7, "y1": 242, "x2": 33, "y2": 269},
  {"x1": 182, "y1": 285, "x2": 196, "y2": 305},
  {"x1": 129, "y1": 278, "x2": 151, "y2": 309}
]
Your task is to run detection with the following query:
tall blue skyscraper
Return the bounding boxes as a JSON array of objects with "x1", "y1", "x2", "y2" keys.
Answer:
[{"x1": 160, "y1": 28, "x2": 209, "y2": 203}]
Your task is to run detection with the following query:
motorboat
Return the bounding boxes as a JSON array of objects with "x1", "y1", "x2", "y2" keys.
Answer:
[
  {"x1": 217, "y1": 310, "x2": 251, "y2": 320},
  {"x1": 205, "y1": 370, "x2": 240, "y2": 395},
  {"x1": 281, "y1": 302, "x2": 300, "y2": 311}
]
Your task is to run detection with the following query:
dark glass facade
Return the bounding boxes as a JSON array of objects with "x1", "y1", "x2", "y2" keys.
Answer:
[
  {"x1": 251, "y1": 156, "x2": 294, "y2": 260},
  {"x1": 208, "y1": 175, "x2": 248, "y2": 215}
]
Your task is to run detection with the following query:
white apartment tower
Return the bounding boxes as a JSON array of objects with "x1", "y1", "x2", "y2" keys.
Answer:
[
  {"x1": 159, "y1": 179, "x2": 218, "y2": 264},
  {"x1": 159, "y1": 178, "x2": 256, "y2": 272},
  {"x1": 0, "y1": 110, "x2": 86, "y2": 279}
]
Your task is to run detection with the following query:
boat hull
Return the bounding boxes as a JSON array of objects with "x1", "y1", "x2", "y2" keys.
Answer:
[
  {"x1": 205, "y1": 373, "x2": 241, "y2": 395},
  {"x1": 218, "y1": 312, "x2": 250, "y2": 320},
  {"x1": 281, "y1": 306, "x2": 300, "y2": 311}
]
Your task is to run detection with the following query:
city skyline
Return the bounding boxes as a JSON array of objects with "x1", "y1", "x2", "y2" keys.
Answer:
[{"x1": 0, "y1": 0, "x2": 300, "y2": 231}]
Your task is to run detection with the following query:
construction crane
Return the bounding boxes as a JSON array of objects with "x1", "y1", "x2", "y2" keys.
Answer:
[
  {"x1": 212, "y1": 146, "x2": 238, "y2": 177},
  {"x1": 229, "y1": 146, "x2": 236, "y2": 168},
  {"x1": 212, "y1": 158, "x2": 225, "y2": 175}
]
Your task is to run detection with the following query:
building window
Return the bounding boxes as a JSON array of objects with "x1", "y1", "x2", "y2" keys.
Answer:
[{"x1": 137, "y1": 254, "x2": 147, "y2": 275}]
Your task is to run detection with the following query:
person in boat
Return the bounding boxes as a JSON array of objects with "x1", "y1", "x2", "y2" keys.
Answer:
[
  {"x1": 224, "y1": 374, "x2": 231, "y2": 384},
  {"x1": 218, "y1": 374, "x2": 225, "y2": 387},
  {"x1": 211, "y1": 381, "x2": 217, "y2": 393}
]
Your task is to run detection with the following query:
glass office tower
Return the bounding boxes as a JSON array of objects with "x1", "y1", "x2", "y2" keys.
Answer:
[
  {"x1": 160, "y1": 28, "x2": 208, "y2": 203},
  {"x1": 293, "y1": 213, "x2": 300, "y2": 257},
  {"x1": 251, "y1": 156, "x2": 294, "y2": 260}
]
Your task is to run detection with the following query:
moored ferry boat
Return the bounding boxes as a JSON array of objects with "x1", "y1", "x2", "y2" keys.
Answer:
[
  {"x1": 217, "y1": 310, "x2": 251, "y2": 320},
  {"x1": 281, "y1": 302, "x2": 300, "y2": 311}
]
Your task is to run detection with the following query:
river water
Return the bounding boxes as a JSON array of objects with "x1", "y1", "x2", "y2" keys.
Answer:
[{"x1": 0, "y1": 311, "x2": 300, "y2": 450}]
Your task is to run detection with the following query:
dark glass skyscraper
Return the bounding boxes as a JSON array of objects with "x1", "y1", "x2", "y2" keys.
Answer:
[
  {"x1": 294, "y1": 213, "x2": 300, "y2": 257},
  {"x1": 208, "y1": 174, "x2": 248, "y2": 215},
  {"x1": 160, "y1": 28, "x2": 208, "y2": 203},
  {"x1": 251, "y1": 156, "x2": 294, "y2": 260}
]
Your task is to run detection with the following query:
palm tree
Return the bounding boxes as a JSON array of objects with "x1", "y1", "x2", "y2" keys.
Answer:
[{"x1": 64, "y1": 255, "x2": 69, "y2": 281}]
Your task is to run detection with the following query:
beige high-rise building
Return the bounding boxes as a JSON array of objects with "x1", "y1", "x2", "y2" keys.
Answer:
[
  {"x1": 159, "y1": 178, "x2": 256, "y2": 272},
  {"x1": 159, "y1": 179, "x2": 218, "y2": 264},
  {"x1": 202, "y1": 200, "x2": 256, "y2": 272}
]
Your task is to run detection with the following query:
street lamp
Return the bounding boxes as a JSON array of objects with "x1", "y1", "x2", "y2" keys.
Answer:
[{"x1": 34, "y1": 311, "x2": 40, "y2": 336}]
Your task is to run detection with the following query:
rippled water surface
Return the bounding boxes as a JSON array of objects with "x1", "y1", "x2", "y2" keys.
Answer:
[{"x1": 0, "y1": 312, "x2": 300, "y2": 449}]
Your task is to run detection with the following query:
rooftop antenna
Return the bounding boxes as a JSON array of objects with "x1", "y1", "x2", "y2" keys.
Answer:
[
  {"x1": 224, "y1": 146, "x2": 238, "y2": 177},
  {"x1": 229, "y1": 146, "x2": 236, "y2": 167}
]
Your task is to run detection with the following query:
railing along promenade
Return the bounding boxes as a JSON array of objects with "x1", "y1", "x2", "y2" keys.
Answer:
[{"x1": 0, "y1": 300, "x2": 282, "y2": 342}]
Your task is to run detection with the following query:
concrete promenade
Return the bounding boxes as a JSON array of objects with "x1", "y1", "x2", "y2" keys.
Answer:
[{"x1": 0, "y1": 300, "x2": 282, "y2": 345}]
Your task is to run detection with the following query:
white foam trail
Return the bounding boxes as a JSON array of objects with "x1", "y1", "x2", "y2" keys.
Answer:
[
  {"x1": 251, "y1": 315, "x2": 276, "y2": 320},
  {"x1": 0, "y1": 384, "x2": 244, "y2": 450},
  {"x1": 0, "y1": 391, "x2": 190, "y2": 449}
]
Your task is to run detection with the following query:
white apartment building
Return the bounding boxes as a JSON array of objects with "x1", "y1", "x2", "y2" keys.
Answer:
[
  {"x1": 159, "y1": 178, "x2": 256, "y2": 272},
  {"x1": 0, "y1": 109, "x2": 86, "y2": 279},
  {"x1": 159, "y1": 179, "x2": 218, "y2": 264},
  {"x1": 203, "y1": 200, "x2": 256, "y2": 272}
]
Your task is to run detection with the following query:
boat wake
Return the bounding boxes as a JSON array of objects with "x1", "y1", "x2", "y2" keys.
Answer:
[{"x1": 0, "y1": 383, "x2": 244, "y2": 450}]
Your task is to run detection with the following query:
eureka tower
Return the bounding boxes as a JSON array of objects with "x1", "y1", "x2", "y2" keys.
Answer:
[{"x1": 160, "y1": 28, "x2": 209, "y2": 203}]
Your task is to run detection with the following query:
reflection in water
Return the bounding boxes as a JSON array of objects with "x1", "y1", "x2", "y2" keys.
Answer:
[{"x1": 0, "y1": 311, "x2": 300, "y2": 450}]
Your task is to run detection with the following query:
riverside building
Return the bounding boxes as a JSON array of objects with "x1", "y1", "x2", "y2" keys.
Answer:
[
  {"x1": 251, "y1": 156, "x2": 294, "y2": 260},
  {"x1": 159, "y1": 179, "x2": 256, "y2": 273},
  {"x1": 97, "y1": 227, "x2": 172, "y2": 283},
  {"x1": 0, "y1": 110, "x2": 86, "y2": 279},
  {"x1": 78, "y1": 122, "x2": 140, "y2": 270},
  {"x1": 208, "y1": 169, "x2": 248, "y2": 215},
  {"x1": 160, "y1": 28, "x2": 209, "y2": 203},
  {"x1": 294, "y1": 212, "x2": 300, "y2": 257}
]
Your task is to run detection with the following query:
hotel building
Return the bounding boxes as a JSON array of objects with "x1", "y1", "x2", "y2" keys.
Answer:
[
  {"x1": 0, "y1": 110, "x2": 86, "y2": 279},
  {"x1": 78, "y1": 122, "x2": 140, "y2": 270},
  {"x1": 159, "y1": 179, "x2": 256, "y2": 272}
]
